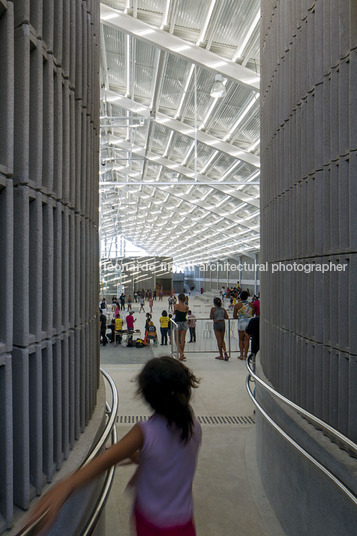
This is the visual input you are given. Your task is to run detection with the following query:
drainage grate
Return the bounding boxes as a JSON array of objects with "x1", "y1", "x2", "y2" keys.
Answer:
[
  {"x1": 197, "y1": 415, "x2": 255, "y2": 425},
  {"x1": 117, "y1": 415, "x2": 255, "y2": 425},
  {"x1": 117, "y1": 416, "x2": 149, "y2": 424}
]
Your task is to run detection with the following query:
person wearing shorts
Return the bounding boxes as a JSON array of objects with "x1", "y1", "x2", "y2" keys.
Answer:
[
  {"x1": 233, "y1": 291, "x2": 254, "y2": 360},
  {"x1": 174, "y1": 293, "x2": 189, "y2": 361},
  {"x1": 210, "y1": 298, "x2": 229, "y2": 361}
]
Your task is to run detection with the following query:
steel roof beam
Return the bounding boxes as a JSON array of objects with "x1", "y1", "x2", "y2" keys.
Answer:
[
  {"x1": 166, "y1": 229, "x2": 258, "y2": 260},
  {"x1": 155, "y1": 112, "x2": 260, "y2": 168},
  {"x1": 120, "y1": 184, "x2": 259, "y2": 234},
  {"x1": 104, "y1": 90, "x2": 260, "y2": 168},
  {"x1": 100, "y1": 4, "x2": 260, "y2": 91},
  {"x1": 104, "y1": 135, "x2": 259, "y2": 208},
  {"x1": 100, "y1": 181, "x2": 259, "y2": 185},
  {"x1": 100, "y1": 25, "x2": 109, "y2": 91}
]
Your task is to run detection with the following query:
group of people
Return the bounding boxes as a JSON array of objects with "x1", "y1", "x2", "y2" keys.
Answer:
[
  {"x1": 134, "y1": 292, "x2": 194, "y2": 360},
  {"x1": 100, "y1": 290, "x2": 188, "y2": 349},
  {"x1": 142, "y1": 309, "x2": 176, "y2": 346},
  {"x1": 143, "y1": 305, "x2": 192, "y2": 350},
  {"x1": 128, "y1": 292, "x2": 192, "y2": 360},
  {"x1": 102, "y1": 289, "x2": 259, "y2": 360},
  {"x1": 100, "y1": 297, "x2": 137, "y2": 346},
  {"x1": 210, "y1": 290, "x2": 260, "y2": 361},
  {"x1": 111, "y1": 288, "x2": 165, "y2": 309}
]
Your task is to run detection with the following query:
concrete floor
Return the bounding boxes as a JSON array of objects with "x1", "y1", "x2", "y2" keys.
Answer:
[{"x1": 100, "y1": 294, "x2": 285, "y2": 536}]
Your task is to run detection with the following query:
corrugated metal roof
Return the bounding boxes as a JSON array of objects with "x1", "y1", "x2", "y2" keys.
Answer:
[{"x1": 100, "y1": 0, "x2": 261, "y2": 273}]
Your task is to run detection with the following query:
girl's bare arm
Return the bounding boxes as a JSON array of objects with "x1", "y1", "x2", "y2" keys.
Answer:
[{"x1": 23, "y1": 424, "x2": 144, "y2": 535}]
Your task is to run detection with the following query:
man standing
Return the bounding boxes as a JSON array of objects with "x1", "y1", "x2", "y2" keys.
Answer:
[
  {"x1": 187, "y1": 310, "x2": 196, "y2": 342},
  {"x1": 126, "y1": 311, "x2": 136, "y2": 332},
  {"x1": 100, "y1": 298, "x2": 107, "y2": 315},
  {"x1": 245, "y1": 316, "x2": 259, "y2": 356},
  {"x1": 99, "y1": 309, "x2": 107, "y2": 346}
]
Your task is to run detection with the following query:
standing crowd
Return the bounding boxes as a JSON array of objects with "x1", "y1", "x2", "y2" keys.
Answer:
[{"x1": 100, "y1": 286, "x2": 260, "y2": 361}]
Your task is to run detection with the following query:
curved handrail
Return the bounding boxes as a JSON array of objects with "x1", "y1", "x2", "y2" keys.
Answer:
[
  {"x1": 79, "y1": 368, "x2": 119, "y2": 534},
  {"x1": 80, "y1": 402, "x2": 118, "y2": 536},
  {"x1": 16, "y1": 368, "x2": 119, "y2": 536},
  {"x1": 169, "y1": 318, "x2": 179, "y2": 359},
  {"x1": 246, "y1": 356, "x2": 357, "y2": 456},
  {"x1": 246, "y1": 375, "x2": 357, "y2": 506},
  {"x1": 82, "y1": 368, "x2": 119, "y2": 465}
]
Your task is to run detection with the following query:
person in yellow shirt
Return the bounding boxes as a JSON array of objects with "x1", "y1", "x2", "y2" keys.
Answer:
[
  {"x1": 159, "y1": 310, "x2": 170, "y2": 345},
  {"x1": 230, "y1": 294, "x2": 237, "y2": 310},
  {"x1": 114, "y1": 315, "x2": 123, "y2": 346},
  {"x1": 115, "y1": 316, "x2": 123, "y2": 331}
]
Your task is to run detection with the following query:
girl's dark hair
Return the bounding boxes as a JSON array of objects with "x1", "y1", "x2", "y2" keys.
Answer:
[
  {"x1": 240, "y1": 290, "x2": 248, "y2": 300},
  {"x1": 162, "y1": 310, "x2": 167, "y2": 316},
  {"x1": 137, "y1": 356, "x2": 200, "y2": 442},
  {"x1": 213, "y1": 297, "x2": 222, "y2": 307},
  {"x1": 178, "y1": 293, "x2": 186, "y2": 302}
]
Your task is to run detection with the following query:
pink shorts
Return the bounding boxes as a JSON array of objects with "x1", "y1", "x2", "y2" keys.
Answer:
[{"x1": 134, "y1": 507, "x2": 196, "y2": 536}]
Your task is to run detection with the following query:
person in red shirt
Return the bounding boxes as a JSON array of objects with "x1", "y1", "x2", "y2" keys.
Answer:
[
  {"x1": 252, "y1": 296, "x2": 260, "y2": 317},
  {"x1": 126, "y1": 312, "x2": 136, "y2": 332}
]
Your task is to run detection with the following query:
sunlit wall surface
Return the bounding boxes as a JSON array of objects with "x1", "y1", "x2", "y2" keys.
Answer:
[{"x1": 0, "y1": 2, "x2": 100, "y2": 531}]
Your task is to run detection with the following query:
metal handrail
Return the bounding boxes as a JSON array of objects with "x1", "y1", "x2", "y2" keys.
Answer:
[
  {"x1": 246, "y1": 375, "x2": 357, "y2": 506},
  {"x1": 82, "y1": 368, "x2": 119, "y2": 465},
  {"x1": 80, "y1": 402, "x2": 118, "y2": 536},
  {"x1": 16, "y1": 368, "x2": 119, "y2": 536},
  {"x1": 169, "y1": 318, "x2": 179, "y2": 359},
  {"x1": 246, "y1": 356, "x2": 357, "y2": 456},
  {"x1": 80, "y1": 368, "x2": 119, "y2": 534}
]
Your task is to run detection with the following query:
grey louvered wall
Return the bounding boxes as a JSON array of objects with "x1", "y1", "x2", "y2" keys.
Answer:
[
  {"x1": 260, "y1": 0, "x2": 357, "y2": 441},
  {"x1": 0, "y1": 1, "x2": 100, "y2": 531}
]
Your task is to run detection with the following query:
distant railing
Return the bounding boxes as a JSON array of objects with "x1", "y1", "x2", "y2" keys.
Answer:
[{"x1": 170, "y1": 317, "x2": 242, "y2": 358}]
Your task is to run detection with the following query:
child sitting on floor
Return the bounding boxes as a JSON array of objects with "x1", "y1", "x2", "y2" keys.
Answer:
[{"x1": 147, "y1": 320, "x2": 158, "y2": 346}]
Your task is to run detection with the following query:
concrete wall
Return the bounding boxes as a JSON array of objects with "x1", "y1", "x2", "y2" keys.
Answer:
[
  {"x1": 259, "y1": 1, "x2": 357, "y2": 534},
  {"x1": 255, "y1": 365, "x2": 357, "y2": 536},
  {"x1": 0, "y1": 1, "x2": 100, "y2": 531}
]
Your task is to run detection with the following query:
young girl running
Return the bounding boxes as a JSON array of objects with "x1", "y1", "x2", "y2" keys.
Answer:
[{"x1": 24, "y1": 357, "x2": 202, "y2": 536}]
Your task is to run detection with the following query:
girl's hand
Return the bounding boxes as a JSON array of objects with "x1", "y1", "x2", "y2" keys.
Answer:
[
  {"x1": 20, "y1": 425, "x2": 144, "y2": 535},
  {"x1": 21, "y1": 479, "x2": 72, "y2": 536}
]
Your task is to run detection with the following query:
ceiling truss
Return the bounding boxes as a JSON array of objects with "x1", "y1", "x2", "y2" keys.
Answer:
[{"x1": 99, "y1": 0, "x2": 261, "y2": 268}]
